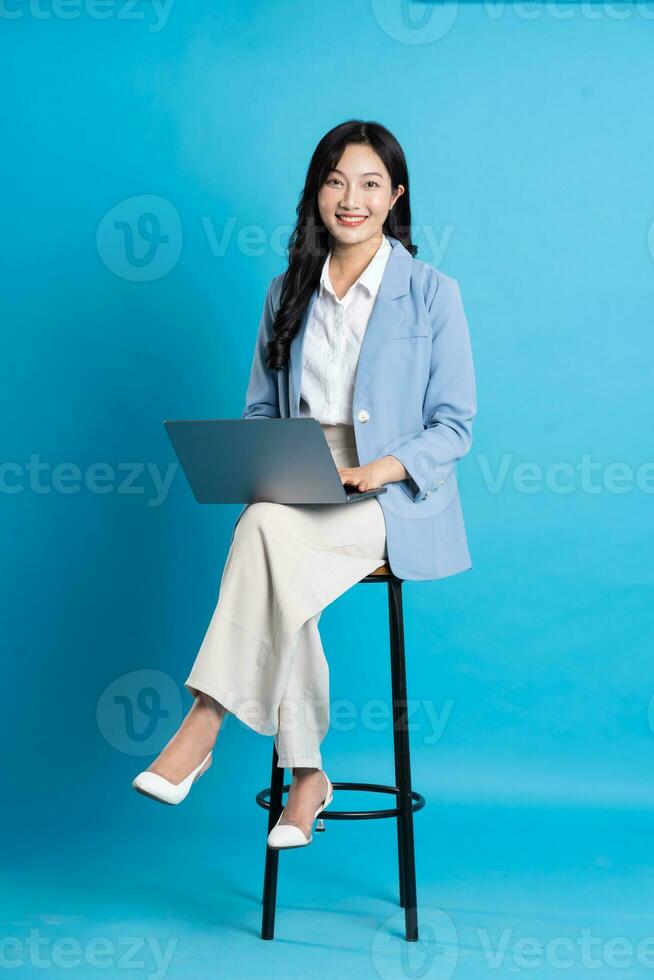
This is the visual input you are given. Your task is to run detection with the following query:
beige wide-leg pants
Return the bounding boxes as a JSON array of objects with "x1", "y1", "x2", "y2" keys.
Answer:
[{"x1": 184, "y1": 422, "x2": 388, "y2": 769}]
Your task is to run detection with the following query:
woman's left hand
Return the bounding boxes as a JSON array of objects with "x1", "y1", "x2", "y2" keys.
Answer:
[
  {"x1": 337, "y1": 461, "x2": 385, "y2": 493},
  {"x1": 337, "y1": 455, "x2": 408, "y2": 493}
]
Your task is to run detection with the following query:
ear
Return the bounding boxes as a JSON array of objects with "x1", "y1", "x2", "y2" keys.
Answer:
[{"x1": 390, "y1": 184, "x2": 405, "y2": 208}]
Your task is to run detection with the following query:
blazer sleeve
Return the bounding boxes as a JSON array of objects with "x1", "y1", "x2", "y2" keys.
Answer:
[
  {"x1": 241, "y1": 279, "x2": 282, "y2": 420},
  {"x1": 389, "y1": 275, "x2": 477, "y2": 502}
]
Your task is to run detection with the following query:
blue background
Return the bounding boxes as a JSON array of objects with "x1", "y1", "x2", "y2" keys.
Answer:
[{"x1": 2, "y1": 1, "x2": 653, "y2": 977}]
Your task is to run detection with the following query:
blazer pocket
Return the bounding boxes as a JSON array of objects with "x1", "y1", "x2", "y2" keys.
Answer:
[{"x1": 392, "y1": 320, "x2": 431, "y2": 340}]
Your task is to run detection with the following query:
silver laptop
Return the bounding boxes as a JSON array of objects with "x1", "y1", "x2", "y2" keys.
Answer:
[{"x1": 163, "y1": 418, "x2": 388, "y2": 505}]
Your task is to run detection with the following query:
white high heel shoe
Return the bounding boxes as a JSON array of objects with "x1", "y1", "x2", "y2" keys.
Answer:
[
  {"x1": 132, "y1": 750, "x2": 212, "y2": 806},
  {"x1": 267, "y1": 772, "x2": 333, "y2": 849}
]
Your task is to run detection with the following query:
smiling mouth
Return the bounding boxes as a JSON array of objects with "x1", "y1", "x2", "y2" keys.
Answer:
[{"x1": 336, "y1": 215, "x2": 368, "y2": 226}]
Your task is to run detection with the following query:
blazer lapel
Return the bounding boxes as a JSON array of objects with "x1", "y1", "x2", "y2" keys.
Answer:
[{"x1": 288, "y1": 235, "x2": 412, "y2": 417}]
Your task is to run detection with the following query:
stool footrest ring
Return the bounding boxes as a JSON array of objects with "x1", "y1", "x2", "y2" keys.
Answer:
[{"x1": 256, "y1": 780, "x2": 425, "y2": 820}]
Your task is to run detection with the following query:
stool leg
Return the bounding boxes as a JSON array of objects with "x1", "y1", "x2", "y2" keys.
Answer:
[
  {"x1": 388, "y1": 579, "x2": 419, "y2": 942},
  {"x1": 392, "y1": 737, "x2": 406, "y2": 909},
  {"x1": 390, "y1": 605, "x2": 406, "y2": 909},
  {"x1": 261, "y1": 743, "x2": 284, "y2": 940}
]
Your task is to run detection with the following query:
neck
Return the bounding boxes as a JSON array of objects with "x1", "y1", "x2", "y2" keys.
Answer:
[{"x1": 329, "y1": 230, "x2": 384, "y2": 279}]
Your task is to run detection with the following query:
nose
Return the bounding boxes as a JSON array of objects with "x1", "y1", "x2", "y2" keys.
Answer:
[{"x1": 340, "y1": 188, "x2": 362, "y2": 210}]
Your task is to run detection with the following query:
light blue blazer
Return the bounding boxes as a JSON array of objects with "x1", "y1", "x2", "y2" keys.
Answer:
[{"x1": 234, "y1": 234, "x2": 477, "y2": 582}]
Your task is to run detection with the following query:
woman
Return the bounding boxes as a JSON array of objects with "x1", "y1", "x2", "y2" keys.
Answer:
[{"x1": 132, "y1": 120, "x2": 477, "y2": 849}]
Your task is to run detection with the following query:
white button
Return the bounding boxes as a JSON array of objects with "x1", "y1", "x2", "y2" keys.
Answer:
[{"x1": 356, "y1": 409, "x2": 370, "y2": 423}]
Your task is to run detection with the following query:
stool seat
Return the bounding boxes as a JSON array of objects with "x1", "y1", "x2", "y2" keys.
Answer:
[
  {"x1": 258, "y1": 559, "x2": 420, "y2": 943},
  {"x1": 362, "y1": 562, "x2": 402, "y2": 582}
]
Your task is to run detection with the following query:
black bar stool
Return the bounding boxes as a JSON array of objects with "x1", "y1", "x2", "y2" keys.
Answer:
[{"x1": 255, "y1": 562, "x2": 425, "y2": 942}]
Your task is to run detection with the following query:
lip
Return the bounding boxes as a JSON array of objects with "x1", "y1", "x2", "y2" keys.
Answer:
[{"x1": 336, "y1": 214, "x2": 368, "y2": 226}]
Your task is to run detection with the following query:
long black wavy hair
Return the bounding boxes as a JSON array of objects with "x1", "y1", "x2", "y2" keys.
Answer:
[{"x1": 265, "y1": 119, "x2": 417, "y2": 372}]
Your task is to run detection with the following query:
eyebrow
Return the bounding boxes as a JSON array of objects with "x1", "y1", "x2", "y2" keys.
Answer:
[{"x1": 330, "y1": 168, "x2": 385, "y2": 179}]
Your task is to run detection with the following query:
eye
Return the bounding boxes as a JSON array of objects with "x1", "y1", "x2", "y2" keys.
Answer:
[
  {"x1": 326, "y1": 178, "x2": 342, "y2": 186},
  {"x1": 365, "y1": 181, "x2": 380, "y2": 188}
]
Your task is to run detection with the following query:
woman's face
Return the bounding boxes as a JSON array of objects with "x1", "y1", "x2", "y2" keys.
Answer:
[{"x1": 318, "y1": 142, "x2": 404, "y2": 248}]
